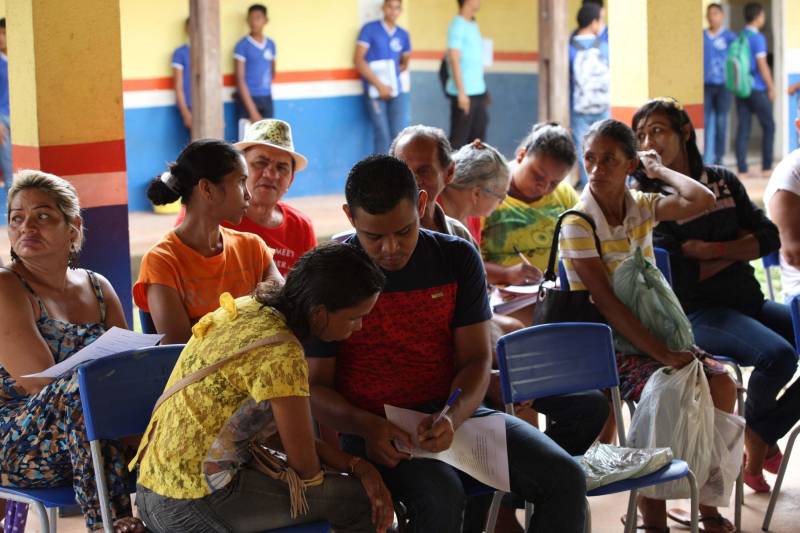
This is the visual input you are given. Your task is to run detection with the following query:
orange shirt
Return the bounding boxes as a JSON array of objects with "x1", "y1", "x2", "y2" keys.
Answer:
[{"x1": 133, "y1": 227, "x2": 272, "y2": 322}]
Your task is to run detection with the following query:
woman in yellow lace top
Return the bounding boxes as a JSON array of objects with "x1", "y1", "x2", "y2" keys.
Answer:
[{"x1": 131, "y1": 243, "x2": 393, "y2": 532}]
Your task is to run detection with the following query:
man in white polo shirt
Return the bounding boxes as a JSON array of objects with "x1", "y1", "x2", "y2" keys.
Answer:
[{"x1": 234, "y1": 3, "x2": 276, "y2": 127}]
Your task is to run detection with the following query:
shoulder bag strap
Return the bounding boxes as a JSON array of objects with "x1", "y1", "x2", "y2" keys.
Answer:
[
  {"x1": 152, "y1": 331, "x2": 300, "y2": 414},
  {"x1": 542, "y1": 209, "x2": 603, "y2": 283}
]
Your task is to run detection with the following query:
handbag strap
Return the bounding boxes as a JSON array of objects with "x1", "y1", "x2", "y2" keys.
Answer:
[
  {"x1": 542, "y1": 209, "x2": 603, "y2": 283},
  {"x1": 152, "y1": 331, "x2": 300, "y2": 414}
]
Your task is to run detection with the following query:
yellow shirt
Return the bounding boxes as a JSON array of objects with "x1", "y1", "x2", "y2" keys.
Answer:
[
  {"x1": 480, "y1": 181, "x2": 579, "y2": 272},
  {"x1": 130, "y1": 294, "x2": 309, "y2": 499},
  {"x1": 559, "y1": 188, "x2": 662, "y2": 290}
]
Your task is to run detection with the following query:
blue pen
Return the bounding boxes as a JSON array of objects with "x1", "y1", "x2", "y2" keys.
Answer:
[{"x1": 434, "y1": 388, "x2": 462, "y2": 425}]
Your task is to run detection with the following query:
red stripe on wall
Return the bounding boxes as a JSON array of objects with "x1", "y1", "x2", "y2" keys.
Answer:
[
  {"x1": 612, "y1": 103, "x2": 705, "y2": 129},
  {"x1": 411, "y1": 50, "x2": 538, "y2": 61},
  {"x1": 11, "y1": 139, "x2": 127, "y2": 176},
  {"x1": 123, "y1": 68, "x2": 361, "y2": 92}
]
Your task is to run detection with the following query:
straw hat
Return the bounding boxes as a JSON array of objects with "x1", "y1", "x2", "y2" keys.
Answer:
[{"x1": 234, "y1": 119, "x2": 308, "y2": 171}]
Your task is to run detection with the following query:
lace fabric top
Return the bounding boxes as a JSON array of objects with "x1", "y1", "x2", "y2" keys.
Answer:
[{"x1": 0, "y1": 267, "x2": 107, "y2": 406}]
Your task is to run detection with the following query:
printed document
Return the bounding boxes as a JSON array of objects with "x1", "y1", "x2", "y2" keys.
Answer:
[
  {"x1": 384, "y1": 404, "x2": 510, "y2": 491},
  {"x1": 25, "y1": 327, "x2": 164, "y2": 378}
]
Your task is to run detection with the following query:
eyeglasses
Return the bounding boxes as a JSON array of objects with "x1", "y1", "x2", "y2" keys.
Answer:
[{"x1": 480, "y1": 187, "x2": 507, "y2": 201}]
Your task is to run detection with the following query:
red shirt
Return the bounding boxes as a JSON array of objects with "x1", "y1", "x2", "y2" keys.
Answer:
[{"x1": 224, "y1": 203, "x2": 317, "y2": 275}]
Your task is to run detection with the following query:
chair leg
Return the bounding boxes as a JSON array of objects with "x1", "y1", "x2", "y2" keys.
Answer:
[
  {"x1": 32, "y1": 501, "x2": 49, "y2": 533},
  {"x1": 48, "y1": 507, "x2": 57, "y2": 533},
  {"x1": 90, "y1": 440, "x2": 115, "y2": 533},
  {"x1": 584, "y1": 498, "x2": 592, "y2": 533},
  {"x1": 624, "y1": 489, "x2": 637, "y2": 533},
  {"x1": 762, "y1": 424, "x2": 800, "y2": 531},
  {"x1": 735, "y1": 387, "x2": 745, "y2": 532},
  {"x1": 688, "y1": 469, "x2": 699, "y2": 533},
  {"x1": 524, "y1": 502, "x2": 533, "y2": 531},
  {"x1": 484, "y1": 492, "x2": 502, "y2": 533}
]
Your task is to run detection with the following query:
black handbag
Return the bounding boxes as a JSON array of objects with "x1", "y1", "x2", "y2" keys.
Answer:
[{"x1": 532, "y1": 209, "x2": 607, "y2": 326}]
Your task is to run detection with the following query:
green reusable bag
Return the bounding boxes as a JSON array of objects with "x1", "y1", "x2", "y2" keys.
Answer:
[
  {"x1": 725, "y1": 31, "x2": 753, "y2": 98},
  {"x1": 611, "y1": 247, "x2": 694, "y2": 355}
]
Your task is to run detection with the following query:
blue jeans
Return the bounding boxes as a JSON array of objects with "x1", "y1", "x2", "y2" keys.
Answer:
[
  {"x1": 342, "y1": 405, "x2": 590, "y2": 533},
  {"x1": 0, "y1": 113, "x2": 12, "y2": 185},
  {"x1": 703, "y1": 84, "x2": 732, "y2": 165},
  {"x1": 571, "y1": 110, "x2": 610, "y2": 188},
  {"x1": 689, "y1": 301, "x2": 799, "y2": 445},
  {"x1": 735, "y1": 89, "x2": 775, "y2": 172},
  {"x1": 364, "y1": 93, "x2": 408, "y2": 154},
  {"x1": 235, "y1": 95, "x2": 274, "y2": 121}
]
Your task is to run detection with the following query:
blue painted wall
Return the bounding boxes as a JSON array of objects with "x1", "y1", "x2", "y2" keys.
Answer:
[
  {"x1": 124, "y1": 95, "x2": 374, "y2": 212},
  {"x1": 409, "y1": 71, "x2": 539, "y2": 159}
]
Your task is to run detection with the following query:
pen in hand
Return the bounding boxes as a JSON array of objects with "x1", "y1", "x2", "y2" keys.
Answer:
[
  {"x1": 434, "y1": 388, "x2": 463, "y2": 426},
  {"x1": 513, "y1": 246, "x2": 532, "y2": 266}
]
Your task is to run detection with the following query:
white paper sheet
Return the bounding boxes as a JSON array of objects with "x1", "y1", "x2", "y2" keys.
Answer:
[
  {"x1": 24, "y1": 327, "x2": 164, "y2": 378},
  {"x1": 367, "y1": 59, "x2": 399, "y2": 98},
  {"x1": 384, "y1": 404, "x2": 510, "y2": 492}
]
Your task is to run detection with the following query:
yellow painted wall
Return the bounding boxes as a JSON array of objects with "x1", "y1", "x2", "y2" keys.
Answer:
[
  {"x1": 409, "y1": 0, "x2": 538, "y2": 53},
  {"x1": 608, "y1": 0, "x2": 649, "y2": 107},
  {"x1": 788, "y1": 0, "x2": 800, "y2": 49}
]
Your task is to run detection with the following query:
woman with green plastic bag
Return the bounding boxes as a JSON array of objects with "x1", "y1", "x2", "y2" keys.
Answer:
[{"x1": 558, "y1": 118, "x2": 738, "y2": 533}]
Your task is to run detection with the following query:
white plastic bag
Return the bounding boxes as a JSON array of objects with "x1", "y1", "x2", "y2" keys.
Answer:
[
  {"x1": 580, "y1": 443, "x2": 674, "y2": 491},
  {"x1": 628, "y1": 359, "x2": 715, "y2": 499},
  {"x1": 699, "y1": 409, "x2": 745, "y2": 507}
]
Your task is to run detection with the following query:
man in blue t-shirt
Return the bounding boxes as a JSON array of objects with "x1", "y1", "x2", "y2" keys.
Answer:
[
  {"x1": 446, "y1": 0, "x2": 488, "y2": 149},
  {"x1": 234, "y1": 4, "x2": 276, "y2": 127},
  {"x1": 703, "y1": 4, "x2": 736, "y2": 166},
  {"x1": 735, "y1": 2, "x2": 775, "y2": 177},
  {"x1": 307, "y1": 154, "x2": 595, "y2": 533},
  {"x1": 171, "y1": 18, "x2": 192, "y2": 132},
  {"x1": 0, "y1": 18, "x2": 10, "y2": 188},
  {"x1": 355, "y1": 0, "x2": 412, "y2": 155},
  {"x1": 569, "y1": 3, "x2": 610, "y2": 189}
]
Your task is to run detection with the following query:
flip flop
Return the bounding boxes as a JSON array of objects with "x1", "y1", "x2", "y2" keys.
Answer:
[
  {"x1": 763, "y1": 448, "x2": 784, "y2": 475},
  {"x1": 668, "y1": 508, "x2": 736, "y2": 533},
  {"x1": 743, "y1": 470, "x2": 771, "y2": 493}
]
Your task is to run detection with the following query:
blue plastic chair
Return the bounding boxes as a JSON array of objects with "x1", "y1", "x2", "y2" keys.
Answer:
[
  {"x1": 762, "y1": 295, "x2": 800, "y2": 531},
  {"x1": 138, "y1": 309, "x2": 157, "y2": 334},
  {"x1": 762, "y1": 250, "x2": 781, "y2": 301},
  {"x1": 492, "y1": 323, "x2": 699, "y2": 533},
  {"x1": 78, "y1": 344, "x2": 330, "y2": 533},
  {"x1": 0, "y1": 485, "x2": 75, "y2": 533}
]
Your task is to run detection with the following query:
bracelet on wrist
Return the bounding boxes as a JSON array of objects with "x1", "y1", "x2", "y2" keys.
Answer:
[{"x1": 348, "y1": 456, "x2": 365, "y2": 476}]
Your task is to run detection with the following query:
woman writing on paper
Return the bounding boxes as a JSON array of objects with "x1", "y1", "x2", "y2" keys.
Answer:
[{"x1": 0, "y1": 171, "x2": 142, "y2": 532}]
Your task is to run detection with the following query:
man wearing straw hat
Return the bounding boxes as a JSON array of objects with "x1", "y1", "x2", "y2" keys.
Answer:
[{"x1": 231, "y1": 119, "x2": 317, "y2": 275}]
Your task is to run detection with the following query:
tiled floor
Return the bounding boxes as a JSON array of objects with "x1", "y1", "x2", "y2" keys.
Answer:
[{"x1": 15, "y1": 450, "x2": 800, "y2": 532}]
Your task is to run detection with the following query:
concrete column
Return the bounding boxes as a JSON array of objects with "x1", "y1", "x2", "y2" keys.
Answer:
[
  {"x1": 608, "y1": 0, "x2": 705, "y2": 127},
  {"x1": 8, "y1": 0, "x2": 133, "y2": 323}
]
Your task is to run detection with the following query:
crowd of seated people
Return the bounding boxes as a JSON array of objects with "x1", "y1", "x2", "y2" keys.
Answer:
[{"x1": 3, "y1": 101, "x2": 800, "y2": 533}]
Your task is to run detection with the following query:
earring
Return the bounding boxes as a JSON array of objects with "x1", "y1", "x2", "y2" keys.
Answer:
[{"x1": 68, "y1": 241, "x2": 79, "y2": 269}]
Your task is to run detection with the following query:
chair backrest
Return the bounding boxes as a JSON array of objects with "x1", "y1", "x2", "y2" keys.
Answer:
[
  {"x1": 78, "y1": 344, "x2": 184, "y2": 441},
  {"x1": 331, "y1": 230, "x2": 355, "y2": 243},
  {"x1": 496, "y1": 322, "x2": 619, "y2": 404},
  {"x1": 790, "y1": 295, "x2": 800, "y2": 353},
  {"x1": 139, "y1": 309, "x2": 157, "y2": 334},
  {"x1": 762, "y1": 250, "x2": 781, "y2": 268},
  {"x1": 558, "y1": 259, "x2": 570, "y2": 290},
  {"x1": 653, "y1": 247, "x2": 672, "y2": 286}
]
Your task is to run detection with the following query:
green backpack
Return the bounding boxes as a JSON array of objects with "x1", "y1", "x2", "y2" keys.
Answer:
[{"x1": 726, "y1": 31, "x2": 753, "y2": 98}]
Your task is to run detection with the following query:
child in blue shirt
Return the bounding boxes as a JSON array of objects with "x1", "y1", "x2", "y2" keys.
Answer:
[
  {"x1": 234, "y1": 4, "x2": 276, "y2": 127},
  {"x1": 702, "y1": 3, "x2": 736, "y2": 166},
  {"x1": 735, "y1": 2, "x2": 775, "y2": 176},
  {"x1": 171, "y1": 18, "x2": 192, "y2": 131},
  {"x1": 354, "y1": 0, "x2": 412, "y2": 154}
]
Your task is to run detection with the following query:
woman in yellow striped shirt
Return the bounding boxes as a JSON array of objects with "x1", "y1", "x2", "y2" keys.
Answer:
[{"x1": 559, "y1": 118, "x2": 737, "y2": 533}]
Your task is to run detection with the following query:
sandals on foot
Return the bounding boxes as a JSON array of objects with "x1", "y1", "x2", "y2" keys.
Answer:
[
  {"x1": 763, "y1": 448, "x2": 784, "y2": 475},
  {"x1": 667, "y1": 508, "x2": 736, "y2": 533},
  {"x1": 743, "y1": 470, "x2": 771, "y2": 493}
]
